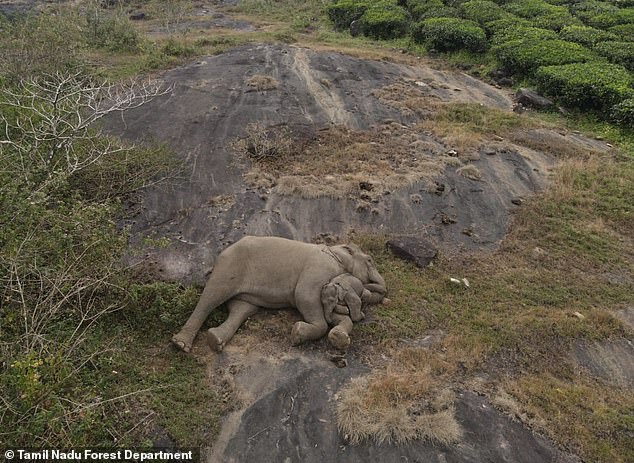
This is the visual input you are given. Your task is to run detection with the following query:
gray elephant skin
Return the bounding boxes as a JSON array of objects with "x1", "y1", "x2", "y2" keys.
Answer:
[{"x1": 171, "y1": 236, "x2": 387, "y2": 353}]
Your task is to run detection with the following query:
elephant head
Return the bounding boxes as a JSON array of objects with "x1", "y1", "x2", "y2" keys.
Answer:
[{"x1": 330, "y1": 244, "x2": 386, "y2": 293}]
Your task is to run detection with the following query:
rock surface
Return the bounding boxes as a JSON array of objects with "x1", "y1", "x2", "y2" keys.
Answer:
[
  {"x1": 386, "y1": 236, "x2": 437, "y2": 268},
  {"x1": 106, "y1": 43, "x2": 553, "y2": 285},
  {"x1": 572, "y1": 339, "x2": 634, "y2": 388},
  {"x1": 515, "y1": 88, "x2": 554, "y2": 110},
  {"x1": 208, "y1": 350, "x2": 579, "y2": 463}
]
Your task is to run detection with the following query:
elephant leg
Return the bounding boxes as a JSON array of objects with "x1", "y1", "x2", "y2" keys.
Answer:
[
  {"x1": 291, "y1": 290, "x2": 329, "y2": 346},
  {"x1": 207, "y1": 299, "x2": 259, "y2": 352},
  {"x1": 328, "y1": 314, "x2": 353, "y2": 350},
  {"x1": 171, "y1": 272, "x2": 236, "y2": 352}
]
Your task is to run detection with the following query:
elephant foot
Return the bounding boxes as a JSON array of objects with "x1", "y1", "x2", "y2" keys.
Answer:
[
  {"x1": 206, "y1": 328, "x2": 226, "y2": 352},
  {"x1": 171, "y1": 333, "x2": 192, "y2": 353},
  {"x1": 290, "y1": 322, "x2": 303, "y2": 346},
  {"x1": 328, "y1": 328, "x2": 351, "y2": 350}
]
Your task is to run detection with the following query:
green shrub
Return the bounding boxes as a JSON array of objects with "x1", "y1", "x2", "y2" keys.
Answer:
[
  {"x1": 461, "y1": 0, "x2": 507, "y2": 24},
  {"x1": 502, "y1": 0, "x2": 565, "y2": 18},
  {"x1": 406, "y1": 0, "x2": 459, "y2": 20},
  {"x1": 569, "y1": 0, "x2": 618, "y2": 24},
  {"x1": 594, "y1": 41, "x2": 634, "y2": 70},
  {"x1": 161, "y1": 37, "x2": 197, "y2": 57},
  {"x1": 413, "y1": 17, "x2": 487, "y2": 51},
  {"x1": 491, "y1": 25, "x2": 557, "y2": 45},
  {"x1": 610, "y1": 98, "x2": 634, "y2": 125},
  {"x1": 0, "y1": 12, "x2": 84, "y2": 83},
  {"x1": 494, "y1": 39, "x2": 597, "y2": 73},
  {"x1": 609, "y1": 23, "x2": 634, "y2": 41},
  {"x1": 484, "y1": 15, "x2": 532, "y2": 34},
  {"x1": 559, "y1": 25, "x2": 619, "y2": 47},
  {"x1": 535, "y1": 62, "x2": 634, "y2": 110},
  {"x1": 358, "y1": 1, "x2": 410, "y2": 39},
  {"x1": 326, "y1": 0, "x2": 369, "y2": 29},
  {"x1": 86, "y1": 7, "x2": 140, "y2": 52},
  {"x1": 530, "y1": 10, "x2": 581, "y2": 30},
  {"x1": 586, "y1": 8, "x2": 634, "y2": 29}
]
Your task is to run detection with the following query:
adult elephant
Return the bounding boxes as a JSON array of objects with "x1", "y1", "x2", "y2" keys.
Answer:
[{"x1": 171, "y1": 236, "x2": 386, "y2": 353}]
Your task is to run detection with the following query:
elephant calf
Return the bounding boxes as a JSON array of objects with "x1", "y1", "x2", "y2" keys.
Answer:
[
  {"x1": 171, "y1": 236, "x2": 387, "y2": 353},
  {"x1": 321, "y1": 273, "x2": 384, "y2": 350}
]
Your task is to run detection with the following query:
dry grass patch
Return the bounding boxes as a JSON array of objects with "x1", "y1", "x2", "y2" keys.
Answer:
[
  {"x1": 503, "y1": 374, "x2": 634, "y2": 463},
  {"x1": 235, "y1": 122, "x2": 453, "y2": 199},
  {"x1": 456, "y1": 164, "x2": 481, "y2": 181},
  {"x1": 337, "y1": 348, "x2": 461, "y2": 445},
  {"x1": 508, "y1": 128, "x2": 608, "y2": 159},
  {"x1": 371, "y1": 80, "x2": 444, "y2": 119},
  {"x1": 245, "y1": 74, "x2": 279, "y2": 91}
]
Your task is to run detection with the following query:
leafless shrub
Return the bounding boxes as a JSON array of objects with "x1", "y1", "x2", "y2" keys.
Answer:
[
  {"x1": 0, "y1": 72, "x2": 172, "y2": 196},
  {"x1": 235, "y1": 122, "x2": 293, "y2": 162}
]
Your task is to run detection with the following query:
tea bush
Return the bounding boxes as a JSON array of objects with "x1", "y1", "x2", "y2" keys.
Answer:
[
  {"x1": 461, "y1": 0, "x2": 508, "y2": 24},
  {"x1": 326, "y1": 0, "x2": 369, "y2": 29},
  {"x1": 413, "y1": 17, "x2": 487, "y2": 51},
  {"x1": 530, "y1": 9, "x2": 580, "y2": 30},
  {"x1": 405, "y1": 0, "x2": 459, "y2": 20},
  {"x1": 359, "y1": 1, "x2": 410, "y2": 39},
  {"x1": 586, "y1": 7, "x2": 634, "y2": 28},
  {"x1": 558, "y1": 25, "x2": 619, "y2": 47},
  {"x1": 502, "y1": 0, "x2": 566, "y2": 18},
  {"x1": 494, "y1": 39, "x2": 596, "y2": 73},
  {"x1": 610, "y1": 98, "x2": 634, "y2": 125},
  {"x1": 609, "y1": 22, "x2": 634, "y2": 40},
  {"x1": 594, "y1": 41, "x2": 634, "y2": 70},
  {"x1": 535, "y1": 62, "x2": 634, "y2": 110},
  {"x1": 484, "y1": 15, "x2": 532, "y2": 34},
  {"x1": 491, "y1": 25, "x2": 557, "y2": 46}
]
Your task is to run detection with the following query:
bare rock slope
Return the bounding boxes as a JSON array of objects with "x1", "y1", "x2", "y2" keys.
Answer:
[
  {"x1": 109, "y1": 43, "x2": 554, "y2": 284},
  {"x1": 107, "y1": 44, "x2": 601, "y2": 462}
]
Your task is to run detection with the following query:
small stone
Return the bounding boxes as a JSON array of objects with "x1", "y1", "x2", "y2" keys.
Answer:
[
  {"x1": 386, "y1": 236, "x2": 437, "y2": 268},
  {"x1": 462, "y1": 227, "x2": 474, "y2": 236},
  {"x1": 531, "y1": 247, "x2": 547, "y2": 260},
  {"x1": 511, "y1": 198, "x2": 523, "y2": 206},
  {"x1": 515, "y1": 88, "x2": 554, "y2": 110},
  {"x1": 573, "y1": 312, "x2": 585, "y2": 320},
  {"x1": 447, "y1": 149, "x2": 458, "y2": 157}
]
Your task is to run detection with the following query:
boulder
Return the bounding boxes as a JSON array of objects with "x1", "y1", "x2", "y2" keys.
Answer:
[
  {"x1": 386, "y1": 236, "x2": 437, "y2": 268},
  {"x1": 515, "y1": 88, "x2": 554, "y2": 110}
]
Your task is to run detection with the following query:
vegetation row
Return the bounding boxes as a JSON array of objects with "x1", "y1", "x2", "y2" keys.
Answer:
[{"x1": 326, "y1": 0, "x2": 634, "y2": 123}]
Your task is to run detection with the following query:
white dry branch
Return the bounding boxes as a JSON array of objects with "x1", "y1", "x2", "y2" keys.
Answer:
[{"x1": 0, "y1": 72, "x2": 172, "y2": 195}]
